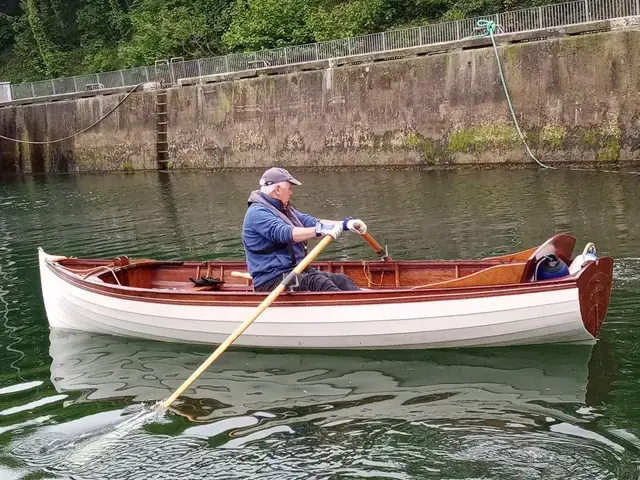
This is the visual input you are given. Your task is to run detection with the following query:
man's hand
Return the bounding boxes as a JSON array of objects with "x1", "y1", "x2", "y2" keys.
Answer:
[
  {"x1": 316, "y1": 222, "x2": 343, "y2": 240},
  {"x1": 343, "y1": 218, "x2": 367, "y2": 235}
]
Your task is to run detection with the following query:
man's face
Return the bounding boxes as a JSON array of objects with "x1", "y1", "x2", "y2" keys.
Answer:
[{"x1": 275, "y1": 182, "x2": 293, "y2": 206}]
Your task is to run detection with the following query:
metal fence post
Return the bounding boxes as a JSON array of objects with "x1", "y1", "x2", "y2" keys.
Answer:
[
  {"x1": 225, "y1": 55, "x2": 230, "y2": 73},
  {"x1": 31, "y1": 83, "x2": 35, "y2": 98},
  {"x1": 538, "y1": 7, "x2": 543, "y2": 29},
  {"x1": 197, "y1": 59, "x2": 202, "y2": 77},
  {"x1": 315, "y1": 43, "x2": 319, "y2": 60},
  {"x1": 120, "y1": 70, "x2": 125, "y2": 87},
  {"x1": 636, "y1": 0, "x2": 639, "y2": 16},
  {"x1": 73, "y1": 76, "x2": 78, "y2": 92},
  {"x1": 381, "y1": 31, "x2": 387, "y2": 51},
  {"x1": 284, "y1": 48, "x2": 288, "y2": 65},
  {"x1": 585, "y1": 0, "x2": 590, "y2": 21},
  {"x1": 51, "y1": 79, "x2": 55, "y2": 95},
  {"x1": 456, "y1": 21, "x2": 461, "y2": 40},
  {"x1": 348, "y1": 38, "x2": 352, "y2": 56}
]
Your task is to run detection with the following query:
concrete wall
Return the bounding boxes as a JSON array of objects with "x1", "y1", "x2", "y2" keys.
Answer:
[
  {"x1": 1, "y1": 18, "x2": 639, "y2": 174},
  {"x1": 0, "y1": 90, "x2": 156, "y2": 174}
]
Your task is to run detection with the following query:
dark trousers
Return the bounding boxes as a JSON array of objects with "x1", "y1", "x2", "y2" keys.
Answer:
[{"x1": 254, "y1": 267, "x2": 360, "y2": 292}]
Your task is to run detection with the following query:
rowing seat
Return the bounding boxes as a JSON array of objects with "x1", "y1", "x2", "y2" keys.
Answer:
[{"x1": 231, "y1": 271, "x2": 253, "y2": 288}]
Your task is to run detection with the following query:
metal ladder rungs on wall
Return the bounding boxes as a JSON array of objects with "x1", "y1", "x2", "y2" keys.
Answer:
[{"x1": 156, "y1": 90, "x2": 169, "y2": 169}]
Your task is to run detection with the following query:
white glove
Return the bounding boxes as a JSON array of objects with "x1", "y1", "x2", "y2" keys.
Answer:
[
  {"x1": 317, "y1": 222, "x2": 343, "y2": 239},
  {"x1": 327, "y1": 222, "x2": 343, "y2": 239},
  {"x1": 344, "y1": 218, "x2": 367, "y2": 235}
]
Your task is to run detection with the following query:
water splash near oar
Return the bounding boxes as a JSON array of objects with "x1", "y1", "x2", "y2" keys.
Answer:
[
  {"x1": 61, "y1": 404, "x2": 164, "y2": 464},
  {"x1": 11, "y1": 402, "x2": 165, "y2": 469}
]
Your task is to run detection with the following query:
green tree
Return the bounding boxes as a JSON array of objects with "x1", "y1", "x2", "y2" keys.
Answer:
[
  {"x1": 0, "y1": 0, "x2": 20, "y2": 46},
  {"x1": 22, "y1": 0, "x2": 58, "y2": 75},
  {"x1": 76, "y1": 0, "x2": 131, "y2": 72},
  {"x1": 118, "y1": 0, "x2": 227, "y2": 66},
  {"x1": 309, "y1": 0, "x2": 383, "y2": 41},
  {"x1": 222, "y1": 0, "x2": 316, "y2": 51},
  {"x1": 191, "y1": 0, "x2": 234, "y2": 54}
]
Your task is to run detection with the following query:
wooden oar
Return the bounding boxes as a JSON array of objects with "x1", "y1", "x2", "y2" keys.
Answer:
[
  {"x1": 158, "y1": 234, "x2": 335, "y2": 410},
  {"x1": 362, "y1": 232, "x2": 391, "y2": 261}
]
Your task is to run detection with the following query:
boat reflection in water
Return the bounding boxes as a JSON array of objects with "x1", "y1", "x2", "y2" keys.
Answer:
[{"x1": 49, "y1": 328, "x2": 596, "y2": 427}]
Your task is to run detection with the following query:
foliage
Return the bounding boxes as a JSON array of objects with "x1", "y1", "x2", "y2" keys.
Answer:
[
  {"x1": 76, "y1": 0, "x2": 131, "y2": 72},
  {"x1": 222, "y1": 0, "x2": 316, "y2": 51},
  {"x1": 0, "y1": 0, "x2": 562, "y2": 83},
  {"x1": 119, "y1": 5, "x2": 213, "y2": 66},
  {"x1": 309, "y1": 0, "x2": 384, "y2": 42}
]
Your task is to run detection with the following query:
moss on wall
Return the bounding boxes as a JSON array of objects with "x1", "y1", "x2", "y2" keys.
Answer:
[{"x1": 447, "y1": 125, "x2": 518, "y2": 153}]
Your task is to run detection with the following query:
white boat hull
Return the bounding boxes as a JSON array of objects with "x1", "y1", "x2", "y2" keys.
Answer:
[{"x1": 39, "y1": 249, "x2": 595, "y2": 349}]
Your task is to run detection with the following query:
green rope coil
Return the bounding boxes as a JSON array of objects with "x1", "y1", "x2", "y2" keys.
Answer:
[{"x1": 475, "y1": 20, "x2": 553, "y2": 169}]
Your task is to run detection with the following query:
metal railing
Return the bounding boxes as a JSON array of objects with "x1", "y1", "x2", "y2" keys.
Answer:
[{"x1": 7, "y1": 0, "x2": 639, "y2": 102}]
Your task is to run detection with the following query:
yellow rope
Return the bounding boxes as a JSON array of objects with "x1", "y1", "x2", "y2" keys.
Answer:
[{"x1": 362, "y1": 262, "x2": 384, "y2": 286}]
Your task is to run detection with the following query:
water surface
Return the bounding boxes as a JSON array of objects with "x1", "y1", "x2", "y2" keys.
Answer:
[{"x1": 0, "y1": 169, "x2": 639, "y2": 479}]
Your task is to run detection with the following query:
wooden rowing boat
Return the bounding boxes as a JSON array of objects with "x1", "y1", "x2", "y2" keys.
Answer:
[{"x1": 38, "y1": 234, "x2": 613, "y2": 349}]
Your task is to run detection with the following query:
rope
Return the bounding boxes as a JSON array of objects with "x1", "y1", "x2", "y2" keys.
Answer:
[
  {"x1": 474, "y1": 20, "x2": 553, "y2": 169},
  {"x1": 362, "y1": 262, "x2": 384, "y2": 286},
  {"x1": 474, "y1": 20, "x2": 640, "y2": 175},
  {"x1": 81, "y1": 265, "x2": 121, "y2": 285},
  {"x1": 0, "y1": 83, "x2": 143, "y2": 144}
]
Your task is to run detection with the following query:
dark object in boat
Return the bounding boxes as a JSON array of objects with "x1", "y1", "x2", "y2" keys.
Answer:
[{"x1": 189, "y1": 277, "x2": 225, "y2": 289}]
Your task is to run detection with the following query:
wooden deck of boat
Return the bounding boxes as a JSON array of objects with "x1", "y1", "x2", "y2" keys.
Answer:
[{"x1": 51, "y1": 234, "x2": 578, "y2": 294}]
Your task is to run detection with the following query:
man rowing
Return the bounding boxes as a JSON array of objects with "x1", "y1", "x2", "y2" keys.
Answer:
[{"x1": 242, "y1": 167, "x2": 367, "y2": 292}]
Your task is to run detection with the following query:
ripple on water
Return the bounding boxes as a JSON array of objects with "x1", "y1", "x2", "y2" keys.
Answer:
[
  {"x1": 613, "y1": 258, "x2": 640, "y2": 285},
  {"x1": 7, "y1": 411, "x2": 636, "y2": 479}
]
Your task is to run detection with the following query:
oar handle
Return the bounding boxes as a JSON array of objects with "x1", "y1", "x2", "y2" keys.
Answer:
[
  {"x1": 362, "y1": 232, "x2": 391, "y2": 261},
  {"x1": 160, "y1": 235, "x2": 334, "y2": 410}
]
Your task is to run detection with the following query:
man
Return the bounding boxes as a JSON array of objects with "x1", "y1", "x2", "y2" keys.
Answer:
[{"x1": 242, "y1": 167, "x2": 368, "y2": 292}]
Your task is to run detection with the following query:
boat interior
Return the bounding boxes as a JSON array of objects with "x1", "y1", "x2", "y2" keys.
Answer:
[{"x1": 54, "y1": 234, "x2": 579, "y2": 292}]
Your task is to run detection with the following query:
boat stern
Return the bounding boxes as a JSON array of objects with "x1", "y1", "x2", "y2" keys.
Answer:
[{"x1": 576, "y1": 256, "x2": 614, "y2": 338}]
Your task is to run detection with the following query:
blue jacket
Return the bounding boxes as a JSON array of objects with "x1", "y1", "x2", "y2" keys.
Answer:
[{"x1": 242, "y1": 193, "x2": 318, "y2": 288}]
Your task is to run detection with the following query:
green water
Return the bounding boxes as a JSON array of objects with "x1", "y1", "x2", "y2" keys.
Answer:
[{"x1": 0, "y1": 170, "x2": 639, "y2": 479}]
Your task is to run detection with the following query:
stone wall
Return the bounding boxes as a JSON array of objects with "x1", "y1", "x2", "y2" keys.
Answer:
[
  {"x1": 1, "y1": 18, "x2": 639, "y2": 174},
  {"x1": 0, "y1": 91, "x2": 156, "y2": 174}
]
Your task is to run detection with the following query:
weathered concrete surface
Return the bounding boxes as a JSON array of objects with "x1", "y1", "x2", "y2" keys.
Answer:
[
  {"x1": 168, "y1": 20, "x2": 640, "y2": 170},
  {"x1": 1, "y1": 18, "x2": 640, "y2": 173},
  {"x1": 0, "y1": 90, "x2": 156, "y2": 174}
]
